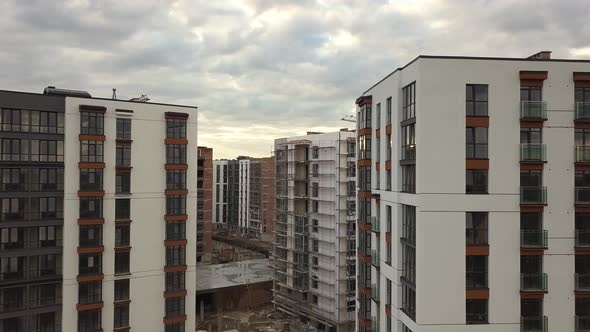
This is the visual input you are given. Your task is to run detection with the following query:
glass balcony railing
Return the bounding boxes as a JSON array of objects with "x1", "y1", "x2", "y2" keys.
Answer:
[
  {"x1": 576, "y1": 230, "x2": 590, "y2": 247},
  {"x1": 520, "y1": 101, "x2": 547, "y2": 120},
  {"x1": 371, "y1": 218, "x2": 380, "y2": 232},
  {"x1": 576, "y1": 146, "x2": 590, "y2": 163},
  {"x1": 371, "y1": 250, "x2": 380, "y2": 267},
  {"x1": 521, "y1": 273, "x2": 548, "y2": 292},
  {"x1": 521, "y1": 230, "x2": 548, "y2": 249},
  {"x1": 521, "y1": 316, "x2": 548, "y2": 332},
  {"x1": 576, "y1": 102, "x2": 590, "y2": 120},
  {"x1": 577, "y1": 187, "x2": 590, "y2": 205},
  {"x1": 576, "y1": 316, "x2": 590, "y2": 332},
  {"x1": 520, "y1": 144, "x2": 546, "y2": 162},
  {"x1": 576, "y1": 273, "x2": 590, "y2": 291},
  {"x1": 520, "y1": 187, "x2": 547, "y2": 205}
]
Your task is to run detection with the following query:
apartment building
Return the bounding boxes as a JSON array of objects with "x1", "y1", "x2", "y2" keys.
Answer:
[
  {"x1": 239, "y1": 158, "x2": 251, "y2": 233},
  {"x1": 212, "y1": 159, "x2": 228, "y2": 229},
  {"x1": 249, "y1": 157, "x2": 276, "y2": 240},
  {"x1": 197, "y1": 147, "x2": 213, "y2": 263},
  {"x1": 273, "y1": 130, "x2": 357, "y2": 332},
  {"x1": 0, "y1": 87, "x2": 197, "y2": 332},
  {"x1": 355, "y1": 51, "x2": 590, "y2": 332}
]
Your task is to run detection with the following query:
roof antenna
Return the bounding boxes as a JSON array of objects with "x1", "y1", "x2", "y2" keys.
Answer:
[{"x1": 112, "y1": 88, "x2": 117, "y2": 100}]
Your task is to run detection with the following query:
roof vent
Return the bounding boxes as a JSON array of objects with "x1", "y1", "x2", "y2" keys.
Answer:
[
  {"x1": 527, "y1": 51, "x2": 552, "y2": 60},
  {"x1": 43, "y1": 86, "x2": 92, "y2": 98}
]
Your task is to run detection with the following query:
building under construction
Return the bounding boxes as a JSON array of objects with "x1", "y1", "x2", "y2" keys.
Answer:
[{"x1": 273, "y1": 130, "x2": 357, "y2": 332}]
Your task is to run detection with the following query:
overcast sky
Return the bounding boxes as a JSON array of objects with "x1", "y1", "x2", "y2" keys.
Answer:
[{"x1": 1, "y1": 0, "x2": 589, "y2": 159}]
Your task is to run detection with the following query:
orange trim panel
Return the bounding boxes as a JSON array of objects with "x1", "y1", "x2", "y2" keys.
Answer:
[
  {"x1": 466, "y1": 289, "x2": 489, "y2": 299},
  {"x1": 358, "y1": 128, "x2": 372, "y2": 136},
  {"x1": 520, "y1": 292, "x2": 545, "y2": 299},
  {"x1": 165, "y1": 189, "x2": 188, "y2": 196},
  {"x1": 79, "y1": 162, "x2": 106, "y2": 169},
  {"x1": 77, "y1": 246, "x2": 104, "y2": 254},
  {"x1": 466, "y1": 246, "x2": 489, "y2": 256},
  {"x1": 520, "y1": 71, "x2": 548, "y2": 81},
  {"x1": 466, "y1": 159, "x2": 489, "y2": 170},
  {"x1": 78, "y1": 190, "x2": 105, "y2": 197},
  {"x1": 164, "y1": 138, "x2": 189, "y2": 145},
  {"x1": 164, "y1": 239, "x2": 188, "y2": 247},
  {"x1": 465, "y1": 117, "x2": 489, "y2": 127},
  {"x1": 165, "y1": 164, "x2": 188, "y2": 170},
  {"x1": 76, "y1": 302, "x2": 104, "y2": 312},
  {"x1": 79, "y1": 134, "x2": 106, "y2": 141},
  {"x1": 77, "y1": 273, "x2": 104, "y2": 282},
  {"x1": 164, "y1": 290, "x2": 187, "y2": 298},
  {"x1": 164, "y1": 265, "x2": 187, "y2": 273},
  {"x1": 164, "y1": 214, "x2": 188, "y2": 221},
  {"x1": 163, "y1": 315, "x2": 187, "y2": 325},
  {"x1": 385, "y1": 160, "x2": 392, "y2": 170},
  {"x1": 520, "y1": 120, "x2": 544, "y2": 128},
  {"x1": 78, "y1": 218, "x2": 105, "y2": 226}
]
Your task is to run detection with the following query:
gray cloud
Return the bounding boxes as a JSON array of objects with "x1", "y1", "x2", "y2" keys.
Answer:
[{"x1": 1, "y1": 0, "x2": 589, "y2": 158}]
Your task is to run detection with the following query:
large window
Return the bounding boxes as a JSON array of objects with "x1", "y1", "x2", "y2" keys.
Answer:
[
  {"x1": 78, "y1": 281, "x2": 102, "y2": 304},
  {"x1": 466, "y1": 170, "x2": 488, "y2": 194},
  {"x1": 31, "y1": 140, "x2": 64, "y2": 162},
  {"x1": 115, "y1": 199, "x2": 130, "y2": 220},
  {"x1": 79, "y1": 253, "x2": 102, "y2": 275},
  {"x1": 1, "y1": 138, "x2": 28, "y2": 161},
  {"x1": 466, "y1": 299, "x2": 488, "y2": 324},
  {"x1": 1, "y1": 168, "x2": 26, "y2": 192},
  {"x1": 357, "y1": 104, "x2": 371, "y2": 130},
  {"x1": 386, "y1": 97, "x2": 392, "y2": 125},
  {"x1": 80, "y1": 169, "x2": 103, "y2": 191},
  {"x1": 114, "y1": 279, "x2": 130, "y2": 301},
  {"x1": 1, "y1": 108, "x2": 28, "y2": 132},
  {"x1": 466, "y1": 84, "x2": 488, "y2": 116},
  {"x1": 165, "y1": 323, "x2": 185, "y2": 332},
  {"x1": 30, "y1": 197, "x2": 63, "y2": 219},
  {"x1": 79, "y1": 225, "x2": 102, "y2": 248},
  {"x1": 466, "y1": 255, "x2": 488, "y2": 289},
  {"x1": 166, "y1": 119, "x2": 187, "y2": 139},
  {"x1": 165, "y1": 297, "x2": 185, "y2": 318},
  {"x1": 167, "y1": 170, "x2": 186, "y2": 190},
  {"x1": 80, "y1": 112, "x2": 104, "y2": 135},
  {"x1": 402, "y1": 165, "x2": 416, "y2": 193},
  {"x1": 79, "y1": 197, "x2": 102, "y2": 219},
  {"x1": 80, "y1": 141, "x2": 103, "y2": 163},
  {"x1": 114, "y1": 306, "x2": 129, "y2": 329},
  {"x1": 33, "y1": 168, "x2": 64, "y2": 191},
  {"x1": 166, "y1": 221, "x2": 186, "y2": 241},
  {"x1": 116, "y1": 172, "x2": 130, "y2": 193},
  {"x1": 401, "y1": 124, "x2": 416, "y2": 161},
  {"x1": 116, "y1": 145, "x2": 131, "y2": 167},
  {"x1": 115, "y1": 225, "x2": 130, "y2": 247},
  {"x1": 166, "y1": 145, "x2": 186, "y2": 164},
  {"x1": 402, "y1": 82, "x2": 416, "y2": 121},
  {"x1": 521, "y1": 86, "x2": 542, "y2": 102},
  {"x1": 78, "y1": 310, "x2": 101, "y2": 332},
  {"x1": 166, "y1": 271, "x2": 185, "y2": 292},
  {"x1": 0, "y1": 109, "x2": 64, "y2": 134},
  {"x1": 521, "y1": 128, "x2": 542, "y2": 144},
  {"x1": 114, "y1": 252, "x2": 130, "y2": 275},
  {"x1": 466, "y1": 127, "x2": 488, "y2": 159},
  {"x1": 358, "y1": 135, "x2": 371, "y2": 160},
  {"x1": 166, "y1": 246, "x2": 186, "y2": 266},
  {"x1": 166, "y1": 196, "x2": 186, "y2": 216},
  {"x1": 0, "y1": 197, "x2": 26, "y2": 221},
  {"x1": 116, "y1": 118, "x2": 132, "y2": 140},
  {"x1": 466, "y1": 212, "x2": 488, "y2": 245}
]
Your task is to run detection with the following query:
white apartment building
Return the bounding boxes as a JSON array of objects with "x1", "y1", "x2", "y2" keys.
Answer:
[
  {"x1": 238, "y1": 158, "x2": 251, "y2": 233},
  {"x1": 213, "y1": 160, "x2": 228, "y2": 229},
  {"x1": 355, "y1": 51, "x2": 590, "y2": 332},
  {"x1": 273, "y1": 130, "x2": 357, "y2": 332}
]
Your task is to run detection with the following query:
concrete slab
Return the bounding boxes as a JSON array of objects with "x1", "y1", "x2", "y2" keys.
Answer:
[{"x1": 196, "y1": 258, "x2": 272, "y2": 292}]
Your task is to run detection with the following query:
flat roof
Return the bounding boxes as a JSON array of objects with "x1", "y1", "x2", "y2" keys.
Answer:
[
  {"x1": 195, "y1": 258, "x2": 272, "y2": 292},
  {"x1": 362, "y1": 54, "x2": 590, "y2": 96}
]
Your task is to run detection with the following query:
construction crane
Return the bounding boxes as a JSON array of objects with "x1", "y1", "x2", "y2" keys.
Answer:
[{"x1": 340, "y1": 115, "x2": 356, "y2": 123}]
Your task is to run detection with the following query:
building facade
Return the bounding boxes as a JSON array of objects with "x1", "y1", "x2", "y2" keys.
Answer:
[
  {"x1": 273, "y1": 130, "x2": 357, "y2": 332},
  {"x1": 212, "y1": 160, "x2": 228, "y2": 229},
  {"x1": 197, "y1": 147, "x2": 213, "y2": 263},
  {"x1": 356, "y1": 52, "x2": 590, "y2": 332},
  {"x1": 0, "y1": 88, "x2": 197, "y2": 332},
  {"x1": 249, "y1": 157, "x2": 276, "y2": 240}
]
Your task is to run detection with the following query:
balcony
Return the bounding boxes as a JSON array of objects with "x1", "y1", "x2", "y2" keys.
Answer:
[
  {"x1": 576, "y1": 316, "x2": 590, "y2": 332},
  {"x1": 371, "y1": 250, "x2": 380, "y2": 267},
  {"x1": 520, "y1": 187, "x2": 547, "y2": 205},
  {"x1": 521, "y1": 230, "x2": 548, "y2": 249},
  {"x1": 520, "y1": 101, "x2": 547, "y2": 120},
  {"x1": 576, "y1": 102, "x2": 590, "y2": 121},
  {"x1": 576, "y1": 146, "x2": 590, "y2": 163},
  {"x1": 577, "y1": 187, "x2": 590, "y2": 205},
  {"x1": 371, "y1": 284, "x2": 379, "y2": 302},
  {"x1": 371, "y1": 217, "x2": 380, "y2": 233},
  {"x1": 521, "y1": 316, "x2": 548, "y2": 332},
  {"x1": 576, "y1": 230, "x2": 590, "y2": 247},
  {"x1": 576, "y1": 273, "x2": 590, "y2": 291},
  {"x1": 520, "y1": 273, "x2": 548, "y2": 292},
  {"x1": 520, "y1": 144, "x2": 546, "y2": 162}
]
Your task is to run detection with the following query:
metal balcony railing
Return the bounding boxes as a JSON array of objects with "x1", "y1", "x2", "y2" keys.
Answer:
[
  {"x1": 576, "y1": 273, "x2": 590, "y2": 291},
  {"x1": 371, "y1": 250, "x2": 380, "y2": 267},
  {"x1": 577, "y1": 187, "x2": 590, "y2": 205},
  {"x1": 576, "y1": 316, "x2": 590, "y2": 332},
  {"x1": 520, "y1": 144, "x2": 546, "y2": 162},
  {"x1": 576, "y1": 146, "x2": 590, "y2": 163},
  {"x1": 521, "y1": 316, "x2": 548, "y2": 332},
  {"x1": 520, "y1": 101, "x2": 547, "y2": 120},
  {"x1": 371, "y1": 218, "x2": 380, "y2": 232},
  {"x1": 576, "y1": 102, "x2": 590, "y2": 120},
  {"x1": 521, "y1": 230, "x2": 548, "y2": 249},
  {"x1": 520, "y1": 273, "x2": 548, "y2": 292},
  {"x1": 577, "y1": 230, "x2": 590, "y2": 247},
  {"x1": 520, "y1": 186, "x2": 547, "y2": 205}
]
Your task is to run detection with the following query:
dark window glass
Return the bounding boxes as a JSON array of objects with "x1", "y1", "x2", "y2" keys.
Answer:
[
  {"x1": 114, "y1": 252, "x2": 130, "y2": 275},
  {"x1": 31, "y1": 140, "x2": 64, "y2": 162},
  {"x1": 115, "y1": 225, "x2": 130, "y2": 247},
  {"x1": 466, "y1": 212, "x2": 488, "y2": 245},
  {"x1": 466, "y1": 170, "x2": 488, "y2": 194},
  {"x1": 166, "y1": 119, "x2": 187, "y2": 139},
  {"x1": 521, "y1": 87, "x2": 542, "y2": 102},
  {"x1": 466, "y1": 127, "x2": 488, "y2": 159},
  {"x1": 576, "y1": 87, "x2": 590, "y2": 103},
  {"x1": 167, "y1": 170, "x2": 186, "y2": 190},
  {"x1": 166, "y1": 196, "x2": 186, "y2": 216},
  {"x1": 466, "y1": 299, "x2": 488, "y2": 324},
  {"x1": 114, "y1": 306, "x2": 129, "y2": 329},
  {"x1": 166, "y1": 221, "x2": 186, "y2": 241},
  {"x1": 402, "y1": 82, "x2": 416, "y2": 121},
  {"x1": 114, "y1": 279, "x2": 129, "y2": 301},
  {"x1": 165, "y1": 271, "x2": 185, "y2": 292},
  {"x1": 33, "y1": 168, "x2": 64, "y2": 191},
  {"x1": 466, "y1": 255, "x2": 488, "y2": 289},
  {"x1": 520, "y1": 170, "x2": 542, "y2": 187},
  {"x1": 165, "y1": 323, "x2": 185, "y2": 332},
  {"x1": 80, "y1": 169, "x2": 103, "y2": 191},
  {"x1": 1, "y1": 168, "x2": 27, "y2": 192},
  {"x1": 79, "y1": 253, "x2": 102, "y2": 275},
  {"x1": 80, "y1": 141, "x2": 103, "y2": 163},
  {"x1": 466, "y1": 84, "x2": 488, "y2": 116},
  {"x1": 165, "y1": 297, "x2": 185, "y2": 318},
  {"x1": 116, "y1": 172, "x2": 131, "y2": 193},
  {"x1": 115, "y1": 199, "x2": 130, "y2": 220},
  {"x1": 166, "y1": 145, "x2": 186, "y2": 164},
  {"x1": 401, "y1": 124, "x2": 416, "y2": 161},
  {"x1": 116, "y1": 118, "x2": 132, "y2": 140},
  {"x1": 357, "y1": 104, "x2": 371, "y2": 130},
  {"x1": 166, "y1": 246, "x2": 186, "y2": 266},
  {"x1": 116, "y1": 145, "x2": 131, "y2": 167},
  {"x1": 520, "y1": 128, "x2": 542, "y2": 144},
  {"x1": 78, "y1": 281, "x2": 102, "y2": 304},
  {"x1": 80, "y1": 197, "x2": 102, "y2": 219},
  {"x1": 79, "y1": 225, "x2": 102, "y2": 247},
  {"x1": 402, "y1": 205, "x2": 416, "y2": 243},
  {"x1": 0, "y1": 197, "x2": 27, "y2": 221},
  {"x1": 402, "y1": 165, "x2": 416, "y2": 193},
  {"x1": 576, "y1": 128, "x2": 590, "y2": 146},
  {"x1": 30, "y1": 197, "x2": 63, "y2": 220},
  {"x1": 576, "y1": 170, "x2": 590, "y2": 187},
  {"x1": 386, "y1": 97, "x2": 392, "y2": 125},
  {"x1": 1, "y1": 138, "x2": 28, "y2": 161},
  {"x1": 78, "y1": 310, "x2": 101, "y2": 332},
  {"x1": 401, "y1": 283, "x2": 416, "y2": 321},
  {"x1": 80, "y1": 112, "x2": 104, "y2": 135}
]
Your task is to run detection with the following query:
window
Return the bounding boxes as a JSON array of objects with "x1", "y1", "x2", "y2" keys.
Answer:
[
  {"x1": 166, "y1": 119, "x2": 186, "y2": 139},
  {"x1": 166, "y1": 271, "x2": 185, "y2": 292},
  {"x1": 1, "y1": 109, "x2": 64, "y2": 134},
  {"x1": 165, "y1": 323, "x2": 185, "y2": 332},
  {"x1": 0, "y1": 197, "x2": 26, "y2": 221},
  {"x1": 80, "y1": 112, "x2": 104, "y2": 135},
  {"x1": 79, "y1": 253, "x2": 102, "y2": 275},
  {"x1": 115, "y1": 252, "x2": 130, "y2": 275},
  {"x1": 466, "y1": 299, "x2": 488, "y2": 324},
  {"x1": 78, "y1": 281, "x2": 101, "y2": 304},
  {"x1": 466, "y1": 170, "x2": 488, "y2": 194},
  {"x1": 0, "y1": 227, "x2": 24, "y2": 250},
  {"x1": 401, "y1": 124, "x2": 415, "y2": 161},
  {"x1": 1, "y1": 138, "x2": 28, "y2": 161},
  {"x1": 80, "y1": 169, "x2": 103, "y2": 191},
  {"x1": 114, "y1": 306, "x2": 129, "y2": 329},
  {"x1": 116, "y1": 172, "x2": 130, "y2": 193},
  {"x1": 116, "y1": 118, "x2": 132, "y2": 140},
  {"x1": 32, "y1": 168, "x2": 63, "y2": 191},
  {"x1": 166, "y1": 221, "x2": 186, "y2": 241},
  {"x1": 402, "y1": 82, "x2": 416, "y2": 121},
  {"x1": 312, "y1": 146, "x2": 319, "y2": 159},
  {"x1": 115, "y1": 199, "x2": 130, "y2": 220},
  {"x1": 31, "y1": 197, "x2": 63, "y2": 219},
  {"x1": 521, "y1": 127, "x2": 542, "y2": 144},
  {"x1": 1, "y1": 168, "x2": 26, "y2": 192},
  {"x1": 114, "y1": 279, "x2": 129, "y2": 301},
  {"x1": 165, "y1": 297, "x2": 185, "y2": 318},
  {"x1": 521, "y1": 86, "x2": 542, "y2": 102},
  {"x1": 521, "y1": 170, "x2": 542, "y2": 187},
  {"x1": 402, "y1": 205, "x2": 416, "y2": 243},
  {"x1": 402, "y1": 165, "x2": 416, "y2": 193},
  {"x1": 401, "y1": 284, "x2": 416, "y2": 321},
  {"x1": 166, "y1": 246, "x2": 186, "y2": 266},
  {"x1": 466, "y1": 256, "x2": 488, "y2": 289},
  {"x1": 312, "y1": 239, "x2": 319, "y2": 252},
  {"x1": 78, "y1": 310, "x2": 101, "y2": 332},
  {"x1": 166, "y1": 144, "x2": 186, "y2": 164},
  {"x1": 80, "y1": 141, "x2": 103, "y2": 163},
  {"x1": 115, "y1": 225, "x2": 130, "y2": 247},
  {"x1": 312, "y1": 294, "x2": 318, "y2": 305},
  {"x1": 31, "y1": 140, "x2": 64, "y2": 162},
  {"x1": 116, "y1": 145, "x2": 131, "y2": 167},
  {"x1": 311, "y1": 219, "x2": 318, "y2": 233},
  {"x1": 376, "y1": 103, "x2": 381, "y2": 129},
  {"x1": 0, "y1": 109, "x2": 28, "y2": 132},
  {"x1": 466, "y1": 84, "x2": 488, "y2": 116},
  {"x1": 312, "y1": 182, "x2": 319, "y2": 197},
  {"x1": 466, "y1": 127, "x2": 488, "y2": 159},
  {"x1": 386, "y1": 97, "x2": 392, "y2": 125},
  {"x1": 312, "y1": 200, "x2": 319, "y2": 213},
  {"x1": 312, "y1": 278, "x2": 318, "y2": 289},
  {"x1": 79, "y1": 225, "x2": 102, "y2": 247},
  {"x1": 466, "y1": 212, "x2": 488, "y2": 245},
  {"x1": 166, "y1": 196, "x2": 186, "y2": 216},
  {"x1": 167, "y1": 170, "x2": 186, "y2": 190},
  {"x1": 80, "y1": 197, "x2": 102, "y2": 219},
  {"x1": 386, "y1": 134, "x2": 391, "y2": 160},
  {"x1": 358, "y1": 135, "x2": 371, "y2": 160},
  {"x1": 357, "y1": 103, "x2": 371, "y2": 130}
]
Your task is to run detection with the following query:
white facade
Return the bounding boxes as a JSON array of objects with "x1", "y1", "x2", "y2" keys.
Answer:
[
  {"x1": 357, "y1": 54, "x2": 590, "y2": 332},
  {"x1": 62, "y1": 97, "x2": 197, "y2": 331},
  {"x1": 273, "y1": 131, "x2": 357, "y2": 332},
  {"x1": 238, "y1": 159, "x2": 251, "y2": 233},
  {"x1": 213, "y1": 160, "x2": 228, "y2": 228}
]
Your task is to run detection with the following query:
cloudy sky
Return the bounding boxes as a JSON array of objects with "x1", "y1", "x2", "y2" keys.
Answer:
[{"x1": 1, "y1": 0, "x2": 589, "y2": 159}]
